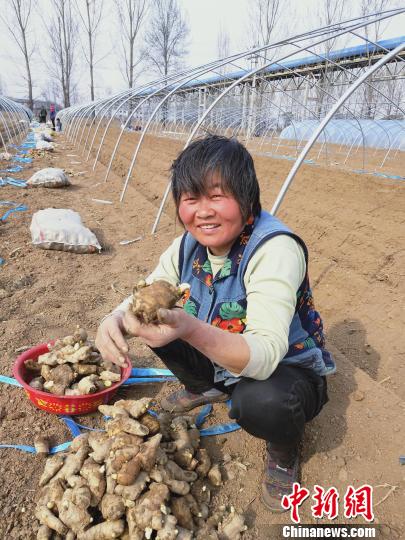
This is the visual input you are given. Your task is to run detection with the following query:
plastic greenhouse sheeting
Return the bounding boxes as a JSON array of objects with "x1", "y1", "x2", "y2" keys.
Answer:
[{"x1": 279, "y1": 119, "x2": 405, "y2": 150}]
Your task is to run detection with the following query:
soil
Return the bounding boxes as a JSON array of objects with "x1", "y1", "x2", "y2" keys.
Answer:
[{"x1": 0, "y1": 129, "x2": 404, "y2": 539}]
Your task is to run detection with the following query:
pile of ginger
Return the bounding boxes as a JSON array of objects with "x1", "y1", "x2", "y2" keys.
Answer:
[
  {"x1": 26, "y1": 327, "x2": 122, "y2": 396},
  {"x1": 35, "y1": 397, "x2": 246, "y2": 539}
]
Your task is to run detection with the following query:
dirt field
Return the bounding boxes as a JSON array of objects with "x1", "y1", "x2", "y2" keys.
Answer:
[{"x1": 0, "y1": 129, "x2": 404, "y2": 539}]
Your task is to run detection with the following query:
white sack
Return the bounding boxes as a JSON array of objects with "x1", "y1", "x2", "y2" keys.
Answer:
[
  {"x1": 34, "y1": 132, "x2": 53, "y2": 142},
  {"x1": 36, "y1": 140, "x2": 54, "y2": 151},
  {"x1": 30, "y1": 208, "x2": 102, "y2": 254},
  {"x1": 27, "y1": 168, "x2": 70, "y2": 188}
]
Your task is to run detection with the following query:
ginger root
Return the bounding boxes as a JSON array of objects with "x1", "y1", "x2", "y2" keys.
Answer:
[
  {"x1": 131, "y1": 280, "x2": 190, "y2": 324},
  {"x1": 76, "y1": 519, "x2": 125, "y2": 539}
]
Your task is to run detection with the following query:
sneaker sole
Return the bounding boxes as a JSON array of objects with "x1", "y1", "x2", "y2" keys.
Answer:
[
  {"x1": 260, "y1": 483, "x2": 289, "y2": 513},
  {"x1": 160, "y1": 393, "x2": 229, "y2": 413}
]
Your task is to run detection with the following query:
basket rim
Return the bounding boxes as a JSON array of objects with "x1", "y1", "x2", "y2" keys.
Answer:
[{"x1": 13, "y1": 342, "x2": 131, "y2": 400}]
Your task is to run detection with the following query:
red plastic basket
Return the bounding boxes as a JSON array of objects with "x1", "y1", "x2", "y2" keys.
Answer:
[{"x1": 13, "y1": 343, "x2": 131, "y2": 415}]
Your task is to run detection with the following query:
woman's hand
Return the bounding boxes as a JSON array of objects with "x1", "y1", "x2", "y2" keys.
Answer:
[
  {"x1": 122, "y1": 307, "x2": 197, "y2": 349},
  {"x1": 95, "y1": 311, "x2": 130, "y2": 367}
]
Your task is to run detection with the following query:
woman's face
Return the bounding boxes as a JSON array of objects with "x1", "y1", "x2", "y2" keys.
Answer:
[{"x1": 178, "y1": 176, "x2": 245, "y2": 256}]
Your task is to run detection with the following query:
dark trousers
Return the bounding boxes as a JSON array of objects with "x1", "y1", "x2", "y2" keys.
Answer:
[{"x1": 152, "y1": 339, "x2": 328, "y2": 447}]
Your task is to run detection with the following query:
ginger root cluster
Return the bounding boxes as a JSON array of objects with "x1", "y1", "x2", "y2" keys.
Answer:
[
  {"x1": 35, "y1": 398, "x2": 246, "y2": 539},
  {"x1": 131, "y1": 280, "x2": 190, "y2": 325},
  {"x1": 26, "y1": 327, "x2": 122, "y2": 396}
]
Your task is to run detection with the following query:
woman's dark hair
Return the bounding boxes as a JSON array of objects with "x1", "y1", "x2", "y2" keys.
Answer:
[{"x1": 171, "y1": 135, "x2": 261, "y2": 222}]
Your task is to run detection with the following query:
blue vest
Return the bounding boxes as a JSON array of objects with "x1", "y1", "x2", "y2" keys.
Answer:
[{"x1": 179, "y1": 211, "x2": 336, "y2": 384}]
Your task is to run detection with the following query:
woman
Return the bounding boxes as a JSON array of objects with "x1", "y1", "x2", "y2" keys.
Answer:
[{"x1": 95, "y1": 135, "x2": 334, "y2": 511}]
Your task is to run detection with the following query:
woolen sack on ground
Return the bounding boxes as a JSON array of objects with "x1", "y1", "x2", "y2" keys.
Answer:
[{"x1": 30, "y1": 208, "x2": 102, "y2": 253}]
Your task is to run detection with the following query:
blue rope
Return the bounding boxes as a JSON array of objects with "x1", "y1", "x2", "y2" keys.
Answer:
[
  {"x1": 0, "y1": 178, "x2": 27, "y2": 188},
  {"x1": 0, "y1": 166, "x2": 23, "y2": 173},
  {"x1": 0, "y1": 441, "x2": 71, "y2": 454},
  {"x1": 0, "y1": 375, "x2": 22, "y2": 387},
  {"x1": 12, "y1": 157, "x2": 32, "y2": 164},
  {"x1": 0, "y1": 203, "x2": 28, "y2": 222}
]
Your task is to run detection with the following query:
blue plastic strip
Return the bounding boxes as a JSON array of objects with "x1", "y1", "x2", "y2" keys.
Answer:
[
  {"x1": 0, "y1": 375, "x2": 22, "y2": 387},
  {"x1": 1, "y1": 204, "x2": 28, "y2": 222},
  {"x1": 196, "y1": 404, "x2": 212, "y2": 428},
  {"x1": 0, "y1": 258, "x2": 4, "y2": 266},
  {"x1": 0, "y1": 178, "x2": 27, "y2": 188},
  {"x1": 0, "y1": 441, "x2": 72, "y2": 454},
  {"x1": 19, "y1": 143, "x2": 35, "y2": 149},
  {"x1": 400, "y1": 456, "x2": 405, "y2": 465},
  {"x1": 351, "y1": 169, "x2": 405, "y2": 181},
  {"x1": 0, "y1": 444, "x2": 36, "y2": 453},
  {"x1": 200, "y1": 422, "x2": 241, "y2": 436},
  {"x1": 12, "y1": 157, "x2": 32, "y2": 163},
  {"x1": 50, "y1": 441, "x2": 72, "y2": 453},
  {"x1": 124, "y1": 377, "x2": 176, "y2": 385},
  {"x1": 59, "y1": 416, "x2": 82, "y2": 438},
  {"x1": 73, "y1": 423, "x2": 104, "y2": 432},
  {"x1": 0, "y1": 166, "x2": 23, "y2": 173},
  {"x1": 131, "y1": 368, "x2": 175, "y2": 377}
]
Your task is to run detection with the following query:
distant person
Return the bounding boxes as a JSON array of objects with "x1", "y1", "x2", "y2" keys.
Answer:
[
  {"x1": 39, "y1": 107, "x2": 47, "y2": 124},
  {"x1": 56, "y1": 118, "x2": 62, "y2": 132},
  {"x1": 50, "y1": 104, "x2": 56, "y2": 130}
]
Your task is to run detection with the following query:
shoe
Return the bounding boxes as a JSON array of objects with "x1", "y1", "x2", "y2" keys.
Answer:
[
  {"x1": 160, "y1": 388, "x2": 229, "y2": 413},
  {"x1": 261, "y1": 443, "x2": 300, "y2": 512}
]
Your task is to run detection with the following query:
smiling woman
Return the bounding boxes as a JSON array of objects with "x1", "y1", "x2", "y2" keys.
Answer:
[
  {"x1": 178, "y1": 181, "x2": 245, "y2": 255},
  {"x1": 96, "y1": 134, "x2": 334, "y2": 513}
]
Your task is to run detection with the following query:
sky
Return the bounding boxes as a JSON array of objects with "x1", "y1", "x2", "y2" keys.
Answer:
[{"x1": 0, "y1": 0, "x2": 403, "y2": 106}]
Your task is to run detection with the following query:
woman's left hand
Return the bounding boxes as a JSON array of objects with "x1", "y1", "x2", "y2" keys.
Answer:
[{"x1": 122, "y1": 307, "x2": 197, "y2": 348}]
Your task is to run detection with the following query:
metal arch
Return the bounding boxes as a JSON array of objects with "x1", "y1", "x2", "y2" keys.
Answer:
[
  {"x1": 217, "y1": 56, "x2": 327, "y2": 153},
  {"x1": 85, "y1": 89, "x2": 143, "y2": 160},
  {"x1": 270, "y1": 43, "x2": 405, "y2": 215},
  {"x1": 1, "y1": 97, "x2": 21, "y2": 142},
  {"x1": 89, "y1": 71, "x2": 207, "y2": 172},
  {"x1": 63, "y1": 11, "x2": 384, "y2": 180},
  {"x1": 151, "y1": 11, "x2": 405, "y2": 232},
  {"x1": 77, "y1": 87, "x2": 146, "y2": 151},
  {"x1": 116, "y1": 52, "x2": 290, "y2": 194},
  {"x1": 380, "y1": 121, "x2": 405, "y2": 166},
  {"x1": 0, "y1": 96, "x2": 29, "y2": 149},
  {"x1": 0, "y1": 99, "x2": 14, "y2": 149}
]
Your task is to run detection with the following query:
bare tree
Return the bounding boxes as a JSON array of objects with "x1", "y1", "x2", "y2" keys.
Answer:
[
  {"x1": 217, "y1": 24, "x2": 230, "y2": 60},
  {"x1": 75, "y1": 0, "x2": 104, "y2": 101},
  {"x1": 314, "y1": 0, "x2": 348, "y2": 118},
  {"x1": 244, "y1": 0, "x2": 284, "y2": 138},
  {"x1": 216, "y1": 24, "x2": 231, "y2": 75},
  {"x1": 247, "y1": 0, "x2": 282, "y2": 57},
  {"x1": 46, "y1": 0, "x2": 79, "y2": 108},
  {"x1": 0, "y1": 0, "x2": 36, "y2": 111},
  {"x1": 143, "y1": 0, "x2": 189, "y2": 77},
  {"x1": 360, "y1": 0, "x2": 392, "y2": 118},
  {"x1": 114, "y1": 0, "x2": 148, "y2": 88}
]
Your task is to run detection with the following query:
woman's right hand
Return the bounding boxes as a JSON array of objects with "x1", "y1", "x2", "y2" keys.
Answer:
[{"x1": 95, "y1": 311, "x2": 129, "y2": 367}]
